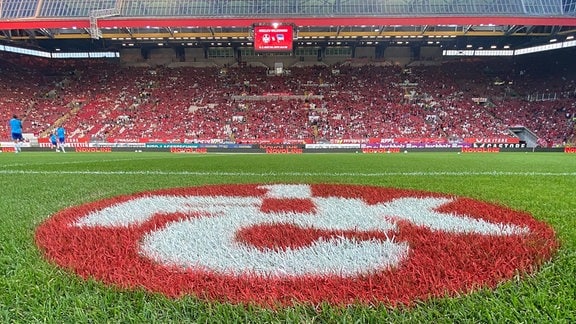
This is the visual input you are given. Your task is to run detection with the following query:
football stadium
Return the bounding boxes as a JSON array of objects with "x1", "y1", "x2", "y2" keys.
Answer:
[{"x1": 1, "y1": 1, "x2": 576, "y2": 322}]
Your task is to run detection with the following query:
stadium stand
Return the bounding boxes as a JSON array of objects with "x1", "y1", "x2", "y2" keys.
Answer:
[{"x1": 1, "y1": 50, "x2": 574, "y2": 147}]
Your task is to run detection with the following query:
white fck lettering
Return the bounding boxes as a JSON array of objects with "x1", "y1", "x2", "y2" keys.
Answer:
[{"x1": 75, "y1": 185, "x2": 528, "y2": 277}]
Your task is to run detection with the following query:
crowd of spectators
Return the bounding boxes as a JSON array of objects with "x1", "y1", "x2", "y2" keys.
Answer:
[{"x1": 1, "y1": 53, "x2": 574, "y2": 146}]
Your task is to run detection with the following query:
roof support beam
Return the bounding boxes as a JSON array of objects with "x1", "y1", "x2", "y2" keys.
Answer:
[
  {"x1": 39, "y1": 28, "x2": 53, "y2": 38},
  {"x1": 89, "y1": 5, "x2": 122, "y2": 40},
  {"x1": 550, "y1": 25, "x2": 561, "y2": 36},
  {"x1": 421, "y1": 25, "x2": 429, "y2": 35},
  {"x1": 34, "y1": 0, "x2": 45, "y2": 18}
]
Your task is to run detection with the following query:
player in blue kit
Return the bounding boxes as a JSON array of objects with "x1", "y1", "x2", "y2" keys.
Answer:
[
  {"x1": 9, "y1": 115, "x2": 24, "y2": 153},
  {"x1": 56, "y1": 126, "x2": 66, "y2": 153},
  {"x1": 50, "y1": 132, "x2": 58, "y2": 151}
]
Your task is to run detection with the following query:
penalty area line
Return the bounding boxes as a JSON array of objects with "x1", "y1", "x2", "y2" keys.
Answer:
[{"x1": 0, "y1": 170, "x2": 575, "y2": 177}]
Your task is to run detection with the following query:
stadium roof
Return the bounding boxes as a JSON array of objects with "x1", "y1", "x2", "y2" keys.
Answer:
[{"x1": 1, "y1": 0, "x2": 576, "y2": 52}]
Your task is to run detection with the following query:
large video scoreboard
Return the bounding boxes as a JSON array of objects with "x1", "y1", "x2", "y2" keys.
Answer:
[{"x1": 253, "y1": 25, "x2": 294, "y2": 52}]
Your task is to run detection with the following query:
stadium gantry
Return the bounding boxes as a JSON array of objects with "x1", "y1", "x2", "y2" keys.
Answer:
[{"x1": 0, "y1": 0, "x2": 575, "y2": 54}]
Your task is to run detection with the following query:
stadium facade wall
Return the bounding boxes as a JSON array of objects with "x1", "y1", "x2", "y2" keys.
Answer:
[
  {"x1": 120, "y1": 46, "x2": 442, "y2": 68},
  {"x1": 354, "y1": 47, "x2": 376, "y2": 59},
  {"x1": 118, "y1": 45, "x2": 432, "y2": 67},
  {"x1": 384, "y1": 47, "x2": 413, "y2": 66}
]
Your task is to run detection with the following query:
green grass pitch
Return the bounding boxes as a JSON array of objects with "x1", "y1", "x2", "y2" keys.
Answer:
[{"x1": 1, "y1": 151, "x2": 575, "y2": 322}]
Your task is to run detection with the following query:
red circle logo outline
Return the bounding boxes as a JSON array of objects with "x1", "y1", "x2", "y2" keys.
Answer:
[{"x1": 35, "y1": 183, "x2": 558, "y2": 307}]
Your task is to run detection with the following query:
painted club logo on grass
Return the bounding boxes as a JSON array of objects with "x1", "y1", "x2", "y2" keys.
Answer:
[{"x1": 35, "y1": 184, "x2": 557, "y2": 307}]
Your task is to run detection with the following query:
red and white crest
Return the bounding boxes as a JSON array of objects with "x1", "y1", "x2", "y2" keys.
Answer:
[{"x1": 35, "y1": 184, "x2": 557, "y2": 306}]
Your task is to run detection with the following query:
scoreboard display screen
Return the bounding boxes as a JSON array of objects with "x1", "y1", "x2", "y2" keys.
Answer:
[{"x1": 254, "y1": 25, "x2": 293, "y2": 52}]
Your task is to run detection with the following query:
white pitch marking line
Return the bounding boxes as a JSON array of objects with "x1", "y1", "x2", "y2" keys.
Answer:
[{"x1": 0, "y1": 170, "x2": 574, "y2": 177}]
